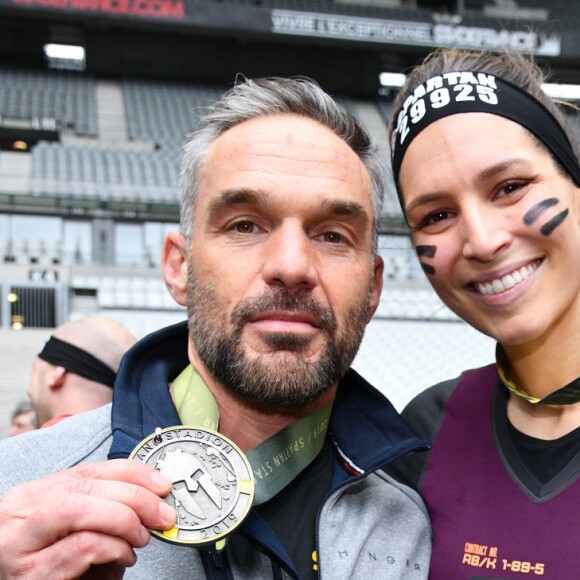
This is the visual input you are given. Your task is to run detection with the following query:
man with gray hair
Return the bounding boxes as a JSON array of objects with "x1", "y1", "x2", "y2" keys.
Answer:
[{"x1": 0, "y1": 77, "x2": 430, "y2": 579}]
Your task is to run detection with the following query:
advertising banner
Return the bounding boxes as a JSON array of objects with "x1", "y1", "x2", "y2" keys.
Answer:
[{"x1": 0, "y1": 0, "x2": 565, "y2": 58}]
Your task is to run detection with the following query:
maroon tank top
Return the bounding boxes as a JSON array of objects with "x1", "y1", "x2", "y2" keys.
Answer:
[{"x1": 420, "y1": 364, "x2": 580, "y2": 579}]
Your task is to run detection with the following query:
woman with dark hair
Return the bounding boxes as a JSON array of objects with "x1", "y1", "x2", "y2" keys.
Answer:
[{"x1": 388, "y1": 48, "x2": 580, "y2": 579}]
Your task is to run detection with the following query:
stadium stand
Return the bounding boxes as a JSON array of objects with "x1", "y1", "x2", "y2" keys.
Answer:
[
  {"x1": 122, "y1": 79, "x2": 225, "y2": 143},
  {"x1": 31, "y1": 142, "x2": 180, "y2": 202},
  {"x1": 0, "y1": 67, "x2": 97, "y2": 137}
]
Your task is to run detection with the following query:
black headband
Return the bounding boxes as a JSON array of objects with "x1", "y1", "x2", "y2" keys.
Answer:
[
  {"x1": 38, "y1": 336, "x2": 117, "y2": 388},
  {"x1": 390, "y1": 71, "x2": 580, "y2": 195}
]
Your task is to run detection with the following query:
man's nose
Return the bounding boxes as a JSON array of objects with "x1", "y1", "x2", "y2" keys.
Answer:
[{"x1": 261, "y1": 224, "x2": 318, "y2": 290}]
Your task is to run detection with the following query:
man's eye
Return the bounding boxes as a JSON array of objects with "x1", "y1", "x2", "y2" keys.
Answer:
[
  {"x1": 321, "y1": 232, "x2": 345, "y2": 244},
  {"x1": 233, "y1": 221, "x2": 255, "y2": 234}
]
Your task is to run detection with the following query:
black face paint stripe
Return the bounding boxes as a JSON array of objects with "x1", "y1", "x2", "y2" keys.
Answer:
[
  {"x1": 541, "y1": 208, "x2": 569, "y2": 236},
  {"x1": 416, "y1": 245, "x2": 437, "y2": 258},
  {"x1": 523, "y1": 197, "x2": 559, "y2": 226},
  {"x1": 420, "y1": 262, "x2": 436, "y2": 275}
]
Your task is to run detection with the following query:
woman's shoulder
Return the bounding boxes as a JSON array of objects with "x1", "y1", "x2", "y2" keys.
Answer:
[{"x1": 403, "y1": 377, "x2": 460, "y2": 434}]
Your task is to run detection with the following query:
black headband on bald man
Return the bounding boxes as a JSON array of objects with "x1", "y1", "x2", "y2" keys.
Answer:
[
  {"x1": 38, "y1": 336, "x2": 117, "y2": 388},
  {"x1": 390, "y1": 71, "x2": 580, "y2": 194}
]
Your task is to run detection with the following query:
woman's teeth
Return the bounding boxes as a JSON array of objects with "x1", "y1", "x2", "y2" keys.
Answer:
[{"x1": 476, "y1": 262, "x2": 539, "y2": 296}]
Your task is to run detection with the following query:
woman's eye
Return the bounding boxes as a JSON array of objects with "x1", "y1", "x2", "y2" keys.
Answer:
[
  {"x1": 497, "y1": 180, "x2": 528, "y2": 198},
  {"x1": 419, "y1": 210, "x2": 449, "y2": 229}
]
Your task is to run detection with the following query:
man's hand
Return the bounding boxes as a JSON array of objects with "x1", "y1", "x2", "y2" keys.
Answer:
[{"x1": 0, "y1": 459, "x2": 175, "y2": 580}]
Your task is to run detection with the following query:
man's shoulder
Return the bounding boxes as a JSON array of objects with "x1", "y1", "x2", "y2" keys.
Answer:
[
  {"x1": 0, "y1": 404, "x2": 113, "y2": 495},
  {"x1": 371, "y1": 469, "x2": 429, "y2": 518}
]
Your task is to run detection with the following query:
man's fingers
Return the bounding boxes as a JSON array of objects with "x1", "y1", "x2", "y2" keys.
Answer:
[
  {"x1": 72, "y1": 459, "x2": 172, "y2": 493},
  {"x1": 2, "y1": 530, "x2": 137, "y2": 580},
  {"x1": 2, "y1": 460, "x2": 175, "y2": 527},
  {"x1": 0, "y1": 459, "x2": 176, "y2": 579},
  {"x1": 20, "y1": 494, "x2": 151, "y2": 550},
  {"x1": 4, "y1": 459, "x2": 171, "y2": 502}
]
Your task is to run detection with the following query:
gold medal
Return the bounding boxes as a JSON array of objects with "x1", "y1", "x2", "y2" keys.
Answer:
[{"x1": 130, "y1": 426, "x2": 254, "y2": 551}]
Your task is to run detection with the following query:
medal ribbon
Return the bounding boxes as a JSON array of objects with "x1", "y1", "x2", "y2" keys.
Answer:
[
  {"x1": 496, "y1": 345, "x2": 580, "y2": 405},
  {"x1": 172, "y1": 365, "x2": 332, "y2": 505}
]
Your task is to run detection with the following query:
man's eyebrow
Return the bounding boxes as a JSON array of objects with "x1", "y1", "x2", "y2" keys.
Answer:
[
  {"x1": 206, "y1": 188, "x2": 268, "y2": 215},
  {"x1": 318, "y1": 199, "x2": 370, "y2": 226},
  {"x1": 207, "y1": 190, "x2": 370, "y2": 225}
]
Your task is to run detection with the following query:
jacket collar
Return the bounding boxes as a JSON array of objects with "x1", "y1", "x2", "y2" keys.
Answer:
[{"x1": 109, "y1": 321, "x2": 429, "y2": 469}]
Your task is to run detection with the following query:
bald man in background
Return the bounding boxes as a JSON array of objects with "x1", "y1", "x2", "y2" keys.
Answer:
[{"x1": 27, "y1": 316, "x2": 136, "y2": 428}]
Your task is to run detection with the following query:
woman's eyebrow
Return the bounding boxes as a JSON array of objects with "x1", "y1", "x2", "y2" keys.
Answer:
[
  {"x1": 473, "y1": 158, "x2": 529, "y2": 185},
  {"x1": 405, "y1": 192, "x2": 446, "y2": 215}
]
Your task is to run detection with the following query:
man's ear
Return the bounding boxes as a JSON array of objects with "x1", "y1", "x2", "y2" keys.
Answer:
[
  {"x1": 48, "y1": 366, "x2": 67, "y2": 390},
  {"x1": 366, "y1": 255, "x2": 384, "y2": 323},
  {"x1": 162, "y1": 231, "x2": 189, "y2": 307}
]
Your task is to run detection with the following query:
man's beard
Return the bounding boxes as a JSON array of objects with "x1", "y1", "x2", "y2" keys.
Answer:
[{"x1": 187, "y1": 269, "x2": 372, "y2": 410}]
